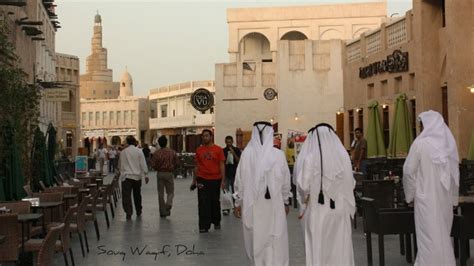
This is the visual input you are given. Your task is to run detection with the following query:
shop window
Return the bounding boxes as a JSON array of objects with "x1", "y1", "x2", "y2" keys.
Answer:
[{"x1": 348, "y1": 110, "x2": 354, "y2": 145}]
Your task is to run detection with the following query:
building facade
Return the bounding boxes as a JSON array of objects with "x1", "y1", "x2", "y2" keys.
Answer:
[
  {"x1": 80, "y1": 69, "x2": 149, "y2": 153},
  {"x1": 148, "y1": 80, "x2": 215, "y2": 152},
  {"x1": 55, "y1": 53, "x2": 80, "y2": 158},
  {"x1": 215, "y1": 2, "x2": 387, "y2": 149},
  {"x1": 343, "y1": 0, "x2": 474, "y2": 159},
  {"x1": 79, "y1": 13, "x2": 120, "y2": 100}
]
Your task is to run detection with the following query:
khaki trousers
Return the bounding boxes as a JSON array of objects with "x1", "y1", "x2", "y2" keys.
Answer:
[{"x1": 157, "y1": 172, "x2": 175, "y2": 215}]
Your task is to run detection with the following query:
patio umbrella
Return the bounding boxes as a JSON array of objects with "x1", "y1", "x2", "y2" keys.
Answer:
[
  {"x1": 31, "y1": 127, "x2": 53, "y2": 190},
  {"x1": 388, "y1": 93, "x2": 413, "y2": 158},
  {"x1": 468, "y1": 131, "x2": 474, "y2": 160},
  {"x1": 46, "y1": 123, "x2": 58, "y2": 185},
  {"x1": 1, "y1": 123, "x2": 25, "y2": 200},
  {"x1": 367, "y1": 100, "x2": 387, "y2": 158}
]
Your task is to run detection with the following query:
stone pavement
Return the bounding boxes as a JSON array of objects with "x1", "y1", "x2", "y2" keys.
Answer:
[{"x1": 53, "y1": 171, "x2": 465, "y2": 265}]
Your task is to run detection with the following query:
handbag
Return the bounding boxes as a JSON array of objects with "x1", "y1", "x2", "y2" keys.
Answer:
[{"x1": 220, "y1": 189, "x2": 234, "y2": 210}]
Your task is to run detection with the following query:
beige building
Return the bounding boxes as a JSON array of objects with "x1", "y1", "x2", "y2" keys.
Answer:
[
  {"x1": 148, "y1": 80, "x2": 215, "y2": 152},
  {"x1": 80, "y1": 69, "x2": 149, "y2": 153},
  {"x1": 215, "y1": 2, "x2": 387, "y2": 149},
  {"x1": 55, "y1": 53, "x2": 80, "y2": 158},
  {"x1": 343, "y1": 0, "x2": 474, "y2": 159},
  {"x1": 79, "y1": 13, "x2": 120, "y2": 100}
]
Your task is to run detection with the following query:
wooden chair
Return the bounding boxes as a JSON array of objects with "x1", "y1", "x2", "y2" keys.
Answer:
[
  {"x1": 96, "y1": 185, "x2": 113, "y2": 228},
  {"x1": 70, "y1": 198, "x2": 89, "y2": 257},
  {"x1": 25, "y1": 208, "x2": 75, "y2": 266},
  {"x1": 85, "y1": 190, "x2": 101, "y2": 240},
  {"x1": 0, "y1": 201, "x2": 42, "y2": 238},
  {"x1": 362, "y1": 197, "x2": 415, "y2": 266},
  {"x1": 0, "y1": 214, "x2": 19, "y2": 264},
  {"x1": 452, "y1": 202, "x2": 474, "y2": 266},
  {"x1": 36, "y1": 223, "x2": 64, "y2": 266}
]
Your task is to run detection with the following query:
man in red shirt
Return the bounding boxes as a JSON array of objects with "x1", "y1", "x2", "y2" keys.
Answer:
[{"x1": 191, "y1": 129, "x2": 225, "y2": 233}]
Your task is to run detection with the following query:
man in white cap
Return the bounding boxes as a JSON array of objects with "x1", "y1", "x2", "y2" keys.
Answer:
[
  {"x1": 233, "y1": 121, "x2": 291, "y2": 266},
  {"x1": 295, "y1": 123, "x2": 355, "y2": 266},
  {"x1": 403, "y1": 110, "x2": 459, "y2": 266}
]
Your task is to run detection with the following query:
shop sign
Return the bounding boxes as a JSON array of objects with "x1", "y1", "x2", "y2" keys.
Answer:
[
  {"x1": 359, "y1": 50, "x2": 409, "y2": 79},
  {"x1": 191, "y1": 88, "x2": 214, "y2": 112}
]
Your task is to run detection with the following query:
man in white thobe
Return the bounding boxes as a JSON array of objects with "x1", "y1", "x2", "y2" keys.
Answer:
[
  {"x1": 295, "y1": 123, "x2": 355, "y2": 266},
  {"x1": 233, "y1": 122, "x2": 291, "y2": 266},
  {"x1": 403, "y1": 110, "x2": 459, "y2": 266}
]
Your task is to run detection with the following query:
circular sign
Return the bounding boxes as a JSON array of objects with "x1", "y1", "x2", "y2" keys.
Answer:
[
  {"x1": 191, "y1": 88, "x2": 214, "y2": 112},
  {"x1": 264, "y1": 88, "x2": 277, "y2": 101}
]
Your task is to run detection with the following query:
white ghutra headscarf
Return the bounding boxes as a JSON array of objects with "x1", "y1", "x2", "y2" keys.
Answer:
[{"x1": 416, "y1": 110, "x2": 459, "y2": 190}]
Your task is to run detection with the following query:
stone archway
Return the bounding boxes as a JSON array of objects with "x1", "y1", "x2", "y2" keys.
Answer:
[
  {"x1": 280, "y1": 31, "x2": 308, "y2": 40},
  {"x1": 239, "y1": 32, "x2": 272, "y2": 62},
  {"x1": 111, "y1": 136, "x2": 121, "y2": 146}
]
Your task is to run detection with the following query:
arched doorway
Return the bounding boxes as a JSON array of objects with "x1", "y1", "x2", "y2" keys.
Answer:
[
  {"x1": 239, "y1": 32, "x2": 272, "y2": 62},
  {"x1": 111, "y1": 136, "x2": 121, "y2": 146},
  {"x1": 281, "y1": 31, "x2": 308, "y2": 40}
]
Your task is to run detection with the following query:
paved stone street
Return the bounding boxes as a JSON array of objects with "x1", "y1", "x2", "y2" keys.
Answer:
[{"x1": 53, "y1": 172, "x2": 453, "y2": 266}]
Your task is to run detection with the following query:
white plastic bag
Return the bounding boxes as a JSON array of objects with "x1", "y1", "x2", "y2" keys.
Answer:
[{"x1": 220, "y1": 189, "x2": 234, "y2": 210}]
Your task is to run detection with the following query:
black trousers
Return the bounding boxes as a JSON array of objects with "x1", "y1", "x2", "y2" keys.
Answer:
[
  {"x1": 197, "y1": 178, "x2": 221, "y2": 230},
  {"x1": 122, "y1": 178, "x2": 142, "y2": 216}
]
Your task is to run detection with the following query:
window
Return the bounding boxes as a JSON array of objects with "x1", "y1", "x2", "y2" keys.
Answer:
[
  {"x1": 394, "y1": 76, "x2": 402, "y2": 94},
  {"x1": 88, "y1": 112, "x2": 93, "y2": 126},
  {"x1": 160, "y1": 104, "x2": 168, "y2": 118},
  {"x1": 381, "y1": 80, "x2": 388, "y2": 97},
  {"x1": 173, "y1": 109, "x2": 176, "y2": 117},
  {"x1": 150, "y1": 109, "x2": 156, "y2": 118},
  {"x1": 117, "y1": 111, "x2": 121, "y2": 125},
  {"x1": 93, "y1": 90, "x2": 96, "y2": 95},
  {"x1": 409, "y1": 73, "x2": 415, "y2": 91},
  {"x1": 358, "y1": 108, "x2": 364, "y2": 131},
  {"x1": 95, "y1": 112, "x2": 100, "y2": 126},
  {"x1": 110, "y1": 111, "x2": 114, "y2": 126},
  {"x1": 82, "y1": 112, "x2": 86, "y2": 125},
  {"x1": 382, "y1": 106, "x2": 389, "y2": 149},
  {"x1": 122, "y1": 82, "x2": 125, "y2": 87},
  {"x1": 103, "y1": 112, "x2": 107, "y2": 126},
  {"x1": 367, "y1": 83, "x2": 375, "y2": 99},
  {"x1": 124, "y1": 111, "x2": 129, "y2": 125},
  {"x1": 131, "y1": 110, "x2": 136, "y2": 124},
  {"x1": 105, "y1": 90, "x2": 107, "y2": 95},
  {"x1": 410, "y1": 99, "x2": 417, "y2": 137}
]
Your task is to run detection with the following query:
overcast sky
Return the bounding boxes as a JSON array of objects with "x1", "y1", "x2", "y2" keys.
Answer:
[{"x1": 55, "y1": 0, "x2": 412, "y2": 96}]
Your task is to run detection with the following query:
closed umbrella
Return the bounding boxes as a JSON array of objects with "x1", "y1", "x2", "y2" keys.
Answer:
[
  {"x1": 1, "y1": 123, "x2": 25, "y2": 200},
  {"x1": 388, "y1": 93, "x2": 414, "y2": 158},
  {"x1": 46, "y1": 123, "x2": 58, "y2": 185},
  {"x1": 468, "y1": 131, "x2": 474, "y2": 160},
  {"x1": 31, "y1": 127, "x2": 54, "y2": 190},
  {"x1": 367, "y1": 100, "x2": 387, "y2": 158}
]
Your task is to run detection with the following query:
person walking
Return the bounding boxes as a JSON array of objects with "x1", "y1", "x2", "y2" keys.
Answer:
[
  {"x1": 222, "y1": 136, "x2": 241, "y2": 215},
  {"x1": 119, "y1": 136, "x2": 149, "y2": 220},
  {"x1": 191, "y1": 129, "x2": 225, "y2": 233},
  {"x1": 151, "y1": 136, "x2": 179, "y2": 218},
  {"x1": 403, "y1": 110, "x2": 459, "y2": 266},
  {"x1": 96, "y1": 145, "x2": 107, "y2": 175}
]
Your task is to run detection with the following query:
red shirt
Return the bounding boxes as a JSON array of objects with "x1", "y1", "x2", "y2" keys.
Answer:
[{"x1": 196, "y1": 144, "x2": 225, "y2": 180}]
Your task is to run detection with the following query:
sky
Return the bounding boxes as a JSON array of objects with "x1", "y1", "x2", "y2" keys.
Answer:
[{"x1": 55, "y1": 0, "x2": 412, "y2": 96}]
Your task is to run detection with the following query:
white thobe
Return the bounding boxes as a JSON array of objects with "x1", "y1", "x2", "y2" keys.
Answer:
[
  {"x1": 235, "y1": 151, "x2": 291, "y2": 266},
  {"x1": 300, "y1": 154, "x2": 355, "y2": 266},
  {"x1": 403, "y1": 139, "x2": 458, "y2": 266}
]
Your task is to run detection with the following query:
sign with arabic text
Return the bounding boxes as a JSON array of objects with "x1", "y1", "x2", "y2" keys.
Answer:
[{"x1": 359, "y1": 50, "x2": 409, "y2": 79}]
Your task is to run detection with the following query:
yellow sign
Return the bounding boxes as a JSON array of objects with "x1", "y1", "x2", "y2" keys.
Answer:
[{"x1": 45, "y1": 89, "x2": 70, "y2": 102}]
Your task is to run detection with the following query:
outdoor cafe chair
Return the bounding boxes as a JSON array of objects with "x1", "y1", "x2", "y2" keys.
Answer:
[{"x1": 0, "y1": 213, "x2": 19, "y2": 264}]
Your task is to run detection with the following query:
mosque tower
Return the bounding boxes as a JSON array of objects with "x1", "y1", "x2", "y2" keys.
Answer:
[{"x1": 119, "y1": 68, "x2": 134, "y2": 97}]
